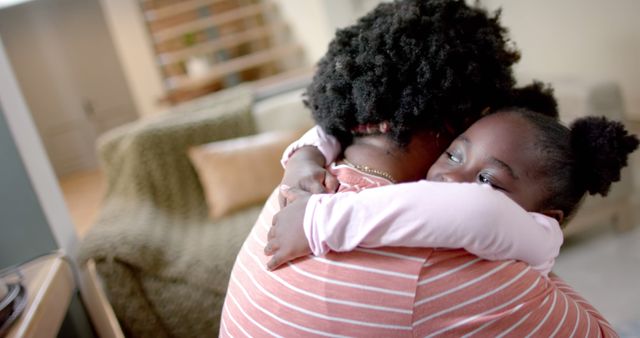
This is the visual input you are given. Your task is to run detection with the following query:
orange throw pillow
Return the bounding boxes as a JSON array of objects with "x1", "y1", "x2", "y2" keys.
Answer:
[{"x1": 189, "y1": 130, "x2": 303, "y2": 219}]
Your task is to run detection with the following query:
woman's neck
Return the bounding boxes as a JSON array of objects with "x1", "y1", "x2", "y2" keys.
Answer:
[{"x1": 342, "y1": 131, "x2": 444, "y2": 183}]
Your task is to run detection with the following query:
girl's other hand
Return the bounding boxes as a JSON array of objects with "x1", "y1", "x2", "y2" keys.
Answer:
[
  {"x1": 265, "y1": 190, "x2": 312, "y2": 270},
  {"x1": 278, "y1": 184, "x2": 312, "y2": 203},
  {"x1": 279, "y1": 146, "x2": 339, "y2": 208}
]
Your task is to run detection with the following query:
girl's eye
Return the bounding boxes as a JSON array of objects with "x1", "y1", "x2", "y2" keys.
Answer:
[
  {"x1": 478, "y1": 173, "x2": 504, "y2": 191},
  {"x1": 478, "y1": 174, "x2": 490, "y2": 184},
  {"x1": 446, "y1": 151, "x2": 461, "y2": 163}
]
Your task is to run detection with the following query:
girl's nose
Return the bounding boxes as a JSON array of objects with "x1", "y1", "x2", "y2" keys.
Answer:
[
  {"x1": 440, "y1": 172, "x2": 459, "y2": 183},
  {"x1": 440, "y1": 170, "x2": 471, "y2": 183}
]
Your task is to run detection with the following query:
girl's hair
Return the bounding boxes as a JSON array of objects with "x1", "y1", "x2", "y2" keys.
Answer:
[
  {"x1": 497, "y1": 86, "x2": 639, "y2": 223},
  {"x1": 305, "y1": 0, "x2": 520, "y2": 148}
]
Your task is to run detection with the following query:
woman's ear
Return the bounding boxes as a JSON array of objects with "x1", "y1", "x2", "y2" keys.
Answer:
[{"x1": 542, "y1": 209, "x2": 564, "y2": 224}]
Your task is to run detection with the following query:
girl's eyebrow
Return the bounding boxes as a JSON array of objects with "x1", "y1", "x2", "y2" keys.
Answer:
[{"x1": 489, "y1": 157, "x2": 519, "y2": 179}]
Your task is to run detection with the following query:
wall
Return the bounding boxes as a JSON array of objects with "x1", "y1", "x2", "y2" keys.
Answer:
[
  {"x1": 99, "y1": 0, "x2": 165, "y2": 117},
  {"x1": 270, "y1": 0, "x2": 333, "y2": 65},
  {"x1": 272, "y1": 0, "x2": 389, "y2": 65},
  {"x1": 480, "y1": 0, "x2": 640, "y2": 121}
]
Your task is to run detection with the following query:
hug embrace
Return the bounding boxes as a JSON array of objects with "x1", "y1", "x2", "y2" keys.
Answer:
[{"x1": 221, "y1": 0, "x2": 638, "y2": 336}]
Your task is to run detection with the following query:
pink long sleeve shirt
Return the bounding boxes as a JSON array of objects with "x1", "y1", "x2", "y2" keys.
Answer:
[
  {"x1": 283, "y1": 126, "x2": 563, "y2": 276},
  {"x1": 304, "y1": 180, "x2": 562, "y2": 276},
  {"x1": 281, "y1": 125, "x2": 342, "y2": 167}
]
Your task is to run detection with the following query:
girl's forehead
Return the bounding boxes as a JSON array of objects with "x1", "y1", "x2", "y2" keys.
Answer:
[
  {"x1": 466, "y1": 113, "x2": 535, "y2": 142},
  {"x1": 462, "y1": 113, "x2": 541, "y2": 171}
]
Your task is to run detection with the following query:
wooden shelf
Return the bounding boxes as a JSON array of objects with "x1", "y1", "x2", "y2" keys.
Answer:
[
  {"x1": 144, "y1": 0, "x2": 227, "y2": 21},
  {"x1": 4, "y1": 253, "x2": 75, "y2": 338},
  {"x1": 151, "y1": 2, "x2": 274, "y2": 44},
  {"x1": 158, "y1": 21, "x2": 287, "y2": 66},
  {"x1": 166, "y1": 43, "x2": 302, "y2": 91},
  {"x1": 79, "y1": 260, "x2": 125, "y2": 338},
  {"x1": 139, "y1": 0, "x2": 305, "y2": 105}
]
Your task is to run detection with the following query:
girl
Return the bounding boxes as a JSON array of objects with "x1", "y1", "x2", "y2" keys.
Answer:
[{"x1": 265, "y1": 102, "x2": 639, "y2": 273}]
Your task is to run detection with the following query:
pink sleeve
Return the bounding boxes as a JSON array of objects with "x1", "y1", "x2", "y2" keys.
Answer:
[
  {"x1": 303, "y1": 181, "x2": 563, "y2": 276},
  {"x1": 280, "y1": 126, "x2": 341, "y2": 167}
]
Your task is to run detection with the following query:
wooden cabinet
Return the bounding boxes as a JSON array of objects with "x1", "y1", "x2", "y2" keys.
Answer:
[{"x1": 138, "y1": 0, "x2": 306, "y2": 104}]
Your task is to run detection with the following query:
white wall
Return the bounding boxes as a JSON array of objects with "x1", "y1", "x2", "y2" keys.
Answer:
[
  {"x1": 480, "y1": 0, "x2": 640, "y2": 121},
  {"x1": 99, "y1": 0, "x2": 165, "y2": 117},
  {"x1": 272, "y1": 0, "x2": 390, "y2": 65},
  {"x1": 272, "y1": 0, "x2": 334, "y2": 65}
]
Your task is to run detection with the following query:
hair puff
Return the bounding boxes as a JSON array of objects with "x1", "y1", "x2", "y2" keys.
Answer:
[{"x1": 571, "y1": 116, "x2": 639, "y2": 196}]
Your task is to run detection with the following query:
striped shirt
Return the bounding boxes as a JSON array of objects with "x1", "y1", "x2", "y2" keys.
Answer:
[{"x1": 220, "y1": 165, "x2": 616, "y2": 337}]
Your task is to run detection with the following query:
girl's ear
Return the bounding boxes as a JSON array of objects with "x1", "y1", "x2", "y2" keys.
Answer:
[{"x1": 542, "y1": 209, "x2": 564, "y2": 224}]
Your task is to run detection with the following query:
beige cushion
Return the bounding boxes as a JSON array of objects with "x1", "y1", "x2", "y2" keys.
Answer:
[{"x1": 189, "y1": 130, "x2": 303, "y2": 219}]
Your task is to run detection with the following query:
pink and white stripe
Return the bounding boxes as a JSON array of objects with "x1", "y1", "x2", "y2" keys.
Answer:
[{"x1": 220, "y1": 166, "x2": 617, "y2": 337}]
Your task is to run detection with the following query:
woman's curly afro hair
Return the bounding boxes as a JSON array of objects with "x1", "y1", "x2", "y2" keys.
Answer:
[{"x1": 305, "y1": 0, "x2": 520, "y2": 147}]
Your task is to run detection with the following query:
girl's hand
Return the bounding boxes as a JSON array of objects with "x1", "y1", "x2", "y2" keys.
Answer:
[
  {"x1": 279, "y1": 146, "x2": 339, "y2": 207},
  {"x1": 265, "y1": 188, "x2": 313, "y2": 270}
]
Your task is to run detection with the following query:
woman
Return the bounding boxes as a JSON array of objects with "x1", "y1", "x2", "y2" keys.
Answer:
[{"x1": 220, "y1": 1, "x2": 615, "y2": 336}]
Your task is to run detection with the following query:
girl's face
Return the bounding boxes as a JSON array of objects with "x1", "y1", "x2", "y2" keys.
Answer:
[{"x1": 427, "y1": 113, "x2": 549, "y2": 212}]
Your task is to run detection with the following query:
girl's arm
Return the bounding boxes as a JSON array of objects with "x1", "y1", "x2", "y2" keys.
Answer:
[
  {"x1": 303, "y1": 181, "x2": 563, "y2": 275},
  {"x1": 277, "y1": 126, "x2": 341, "y2": 206},
  {"x1": 280, "y1": 125, "x2": 341, "y2": 167}
]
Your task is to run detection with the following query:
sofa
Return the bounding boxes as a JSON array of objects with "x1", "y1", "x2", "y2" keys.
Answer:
[
  {"x1": 79, "y1": 78, "x2": 636, "y2": 337},
  {"x1": 78, "y1": 84, "x2": 313, "y2": 337}
]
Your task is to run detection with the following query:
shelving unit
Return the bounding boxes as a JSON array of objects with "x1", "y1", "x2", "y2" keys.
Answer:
[
  {"x1": 157, "y1": 21, "x2": 288, "y2": 66},
  {"x1": 138, "y1": 0, "x2": 306, "y2": 104}
]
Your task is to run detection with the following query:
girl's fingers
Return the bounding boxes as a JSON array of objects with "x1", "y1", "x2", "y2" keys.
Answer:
[
  {"x1": 280, "y1": 186, "x2": 310, "y2": 203},
  {"x1": 264, "y1": 240, "x2": 279, "y2": 256},
  {"x1": 324, "y1": 172, "x2": 339, "y2": 193},
  {"x1": 268, "y1": 225, "x2": 276, "y2": 240},
  {"x1": 278, "y1": 193, "x2": 287, "y2": 208},
  {"x1": 267, "y1": 255, "x2": 283, "y2": 271},
  {"x1": 299, "y1": 176, "x2": 326, "y2": 194}
]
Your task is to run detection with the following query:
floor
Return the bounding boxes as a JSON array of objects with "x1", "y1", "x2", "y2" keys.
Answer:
[
  {"x1": 555, "y1": 222, "x2": 640, "y2": 337},
  {"x1": 59, "y1": 169, "x2": 640, "y2": 335},
  {"x1": 59, "y1": 169, "x2": 106, "y2": 238}
]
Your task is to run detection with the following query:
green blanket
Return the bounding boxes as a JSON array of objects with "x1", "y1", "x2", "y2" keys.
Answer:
[{"x1": 79, "y1": 86, "x2": 264, "y2": 337}]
